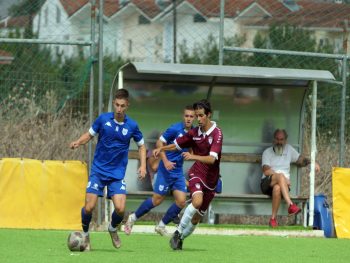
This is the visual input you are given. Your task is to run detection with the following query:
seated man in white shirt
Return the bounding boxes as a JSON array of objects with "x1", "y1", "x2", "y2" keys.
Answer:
[{"x1": 261, "y1": 129, "x2": 320, "y2": 227}]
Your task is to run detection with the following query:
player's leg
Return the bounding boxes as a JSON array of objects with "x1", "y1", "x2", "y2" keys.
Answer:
[
  {"x1": 107, "y1": 179, "x2": 127, "y2": 249},
  {"x1": 156, "y1": 177, "x2": 187, "y2": 236},
  {"x1": 125, "y1": 193, "x2": 166, "y2": 235},
  {"x1": 81, "y1": 193, "x2": 98, "y2": 251},
  {"x1": 125, "y1": 170, "x2": 169, "y2": 235},
  {"x1": 170, "y1": 179, "x2": 203, "y2": 250},
  {"x1": 182, "y1": 189, "x2": 215, "y2": 240},
  {"x1": 82, "y1": 193, "x2": 98, "y2": 233},
  {"x1": 81, "y1": 173, "x2": 104, "y2": 251}
]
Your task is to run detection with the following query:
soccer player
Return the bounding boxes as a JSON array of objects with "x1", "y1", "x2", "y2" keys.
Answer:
[
  {"x1": 261, "y1": 128, "x2": 320, "y2": 227},
  {"x1": 124, "y1": 105, "x2": 195, "y2": 236},
  {"x1": 153, "y1": 99, "x2": 223, "y2": 250},
  {"x1": 70, "y1": 88, "x2": 146, "y2": 251}
]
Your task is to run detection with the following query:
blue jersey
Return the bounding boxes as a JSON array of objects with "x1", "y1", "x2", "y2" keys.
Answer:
[
  {"x1": 158, "y1": 121, "x2": 190, "y2": 177},
  {"x1": 89, "y1": 112, "x2": 144, "y2": 180}
]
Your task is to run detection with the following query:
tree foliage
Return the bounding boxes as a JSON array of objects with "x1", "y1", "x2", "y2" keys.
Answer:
[
  {"x1": 177, "y1": 23, "x2": 344, "y2": 136},
  {"x1": 178, "y1": 34, "x2": 247, "y2": 66},
  {"x1": 9, "y1": 0, "x2": 46, "y2": 17}
]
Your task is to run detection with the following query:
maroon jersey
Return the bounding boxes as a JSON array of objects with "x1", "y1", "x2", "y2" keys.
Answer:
[{"x1": 174, "y1": 121, "x2": 223, "y2": 189}]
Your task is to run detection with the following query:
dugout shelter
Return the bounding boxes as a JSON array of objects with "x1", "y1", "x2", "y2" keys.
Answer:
[{"x1": 109, "y1": 62, "x2": 335, "y2": 226}]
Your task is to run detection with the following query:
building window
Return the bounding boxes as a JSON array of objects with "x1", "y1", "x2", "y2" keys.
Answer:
[
  {"x1": 138, "y1": 15, "x2": 150, "y2": 25},
  {"x1": 319, "y1": 39, "x2": 324, "y2": 47},
  {"x1": 56, "y1": 6, "x2": 61, "y2": 24},
  {"x1": 128, "y1": 39, "x2": 132, "y2": 53},
  {"x1": 193, "y1": 14, "x2": 206, "y2": 23},
  {"x1": 334, "y1": 38, "x2": 342, "y2": 53}
]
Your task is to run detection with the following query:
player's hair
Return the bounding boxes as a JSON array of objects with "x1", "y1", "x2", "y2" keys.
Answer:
[
  {"x1": 114, "y1": 88, "x2": 129, "y2": 100},
  {"x1": 193, "y1": 99, "x2": 211, "y2": 115},
  {"x1": 273, "y1": 129, "x2": 288, "y2": 139},
  {"x1": 184, "y1": 105, "x2": 194, "y2": 111}
]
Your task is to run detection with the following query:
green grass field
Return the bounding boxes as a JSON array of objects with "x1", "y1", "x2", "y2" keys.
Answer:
[{"x1": 0, "y1": 228, "x2": 349, "y2": 263}]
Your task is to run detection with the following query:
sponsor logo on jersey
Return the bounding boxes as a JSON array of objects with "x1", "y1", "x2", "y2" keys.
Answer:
[
  {"x1": 122, "y1": 128, "x2": 128, "y2": 135},
  {"x1": 193, "y1": 137, "x2": 201, "y2": 141},
  {"x1": 120, "y1": 185, "x2": 126, "y2": 190},
  {"x1": 105, "y1": 121, "x2": 112, "y2": 127},
  {"x1": 115, "y1": 126, "x2": 119, "y2": 132}
]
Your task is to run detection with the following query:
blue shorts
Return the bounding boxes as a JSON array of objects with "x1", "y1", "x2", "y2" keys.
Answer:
[
  {"x1": 153, "y1": 169, "x2": 187, "y2": 195},
  {"x1": 86, "y1": 171, "x2": 126, "y2": 198}
]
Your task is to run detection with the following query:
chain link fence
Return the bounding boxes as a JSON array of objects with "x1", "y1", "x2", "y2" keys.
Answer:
[{"x1": 1, "y1": 0, "x2": 350, "y2": 222}]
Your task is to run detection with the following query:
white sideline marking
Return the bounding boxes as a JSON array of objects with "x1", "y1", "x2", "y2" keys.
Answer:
[{"x1": 115, "y1": 225, "x2": 324, "y2": 238}]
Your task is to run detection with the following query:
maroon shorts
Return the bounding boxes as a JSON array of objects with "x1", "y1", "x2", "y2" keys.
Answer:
[{"x1": 188, "y1": 177, "x2": 216, "y2": 215}]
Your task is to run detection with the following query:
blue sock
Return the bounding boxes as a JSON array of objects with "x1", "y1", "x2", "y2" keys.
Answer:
[
  {"x1": 161, "y1": 203, "x2": 182, "y2": 225},
  {"x1": 81, "y1": 207, "x2": 92, "y2": 233},
  {"x1": 135, "y1": 198, "x2": 155, "y2": 218},
  {"x1": 111, "y1": 210, "x2": 124, "y2": 228}
]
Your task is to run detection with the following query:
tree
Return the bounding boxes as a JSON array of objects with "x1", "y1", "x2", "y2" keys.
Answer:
[
  {"x1": 8, "y1": 0, "x2": 46, "y2": 17},
  {"x1": 178, "y1": 34, "x2": 246, "y2": 66},
  {"x1": 250, "y1": 23, "x2": 342, "y2": 137}
]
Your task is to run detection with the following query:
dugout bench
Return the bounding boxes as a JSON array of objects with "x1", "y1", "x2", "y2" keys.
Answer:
[
  {"x1": 107, "y1": 62, "x2": 335, "y2": 227},
  {"x1": 124, "y1": 151, "x2": 309, "y2": 226}
]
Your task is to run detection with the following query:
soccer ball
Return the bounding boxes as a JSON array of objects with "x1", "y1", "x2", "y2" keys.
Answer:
[{"x1": 67, "y1": 231, "x2": 87, "y2": 252}]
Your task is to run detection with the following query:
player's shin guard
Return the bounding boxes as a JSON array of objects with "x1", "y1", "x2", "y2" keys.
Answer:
[
  {"x1": 161, "y1": 203, "x2": 182, "y2": 225},
  {"x1": 181, "y1": 221, "x2": 197, "y2": 239},
  {"x1": 178, "y1": 203, "x2": 197, "y2": 234},
  {"x1": 135, "y1": 198, "x2": 155, "y2": 218},
  {"x1": 81, "y1": 207, "x2": 92, "y2": 233},
  {"x1": 111, "y1": 210, "x2": 124, "y2": 229}
]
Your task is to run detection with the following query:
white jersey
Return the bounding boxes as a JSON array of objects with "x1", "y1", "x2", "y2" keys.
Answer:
[{"x1": 261, "y1": 144, "x2": 300, "y2": 180}]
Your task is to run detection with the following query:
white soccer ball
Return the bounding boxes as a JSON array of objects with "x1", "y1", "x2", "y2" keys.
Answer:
[{"x1": 67, "y1": 231, "x2": 87, "y2": 252}]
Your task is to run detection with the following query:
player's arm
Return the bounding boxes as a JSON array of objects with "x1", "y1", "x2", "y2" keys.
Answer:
[
  {"x1": 295, "y1": 155, "x2": 320, "y2": 172},
  {"x1": 147, "y1": 155, "x2": 160, "y2": 173},
  {"x1": 153, "y1": 143, "x2": 177, "y2": 158},
  {"x1": 181, "y1": 152, "x2": 216, "y2": 164},
  {"x1": 156, "y1": 139, "x2": 169, "y2": 163},
  {"x1": 137, "y1": 144, "x2": 147, "y2": 179},
  {"x1": 156, "y1": 138, "x2": 176, "y2": 170},
  {"x1": 70, "y1": 132, "x2": 93, "y2": 149}
]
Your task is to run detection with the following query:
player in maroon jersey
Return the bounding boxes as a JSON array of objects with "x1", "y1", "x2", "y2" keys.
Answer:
[{"x1": 153, "y1": 99, "x2": 223, "y2": 250}]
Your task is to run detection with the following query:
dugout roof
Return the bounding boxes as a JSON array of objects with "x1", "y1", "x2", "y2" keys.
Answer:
[{"x1": 118, "y1": 62, "x2": 335, "y2": 88}]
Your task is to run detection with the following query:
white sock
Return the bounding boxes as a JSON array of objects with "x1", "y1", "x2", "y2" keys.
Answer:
[
  {"x1": 182, "y1": 221, "x2": 196, "y2": 239},
  {"x1": 82, "y1": 231, "x2": 89, "y2": 237},
  {"x1": 178, "y1": 203, "x2": 197, "y2": 234},
  {"x1": 158, "y1": 220, "x2": 165, "y2": 227},
  {"x1": 130, "y1": 213, "x2": 137, "y2": 222},
  {"x1": 108, "y1": 224, "x2": 117, "y2": 232}
]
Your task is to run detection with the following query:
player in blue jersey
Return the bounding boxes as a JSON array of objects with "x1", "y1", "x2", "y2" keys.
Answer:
[
  {"x1": 153, "y1": 99, "x2": 223, "y2": 250},
  {"x1": 70, "y1": 88, "x2": 147, "y2": 251},
  {"x1": 124, "y1": 105, "x2": 195, "y2": 236}
]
